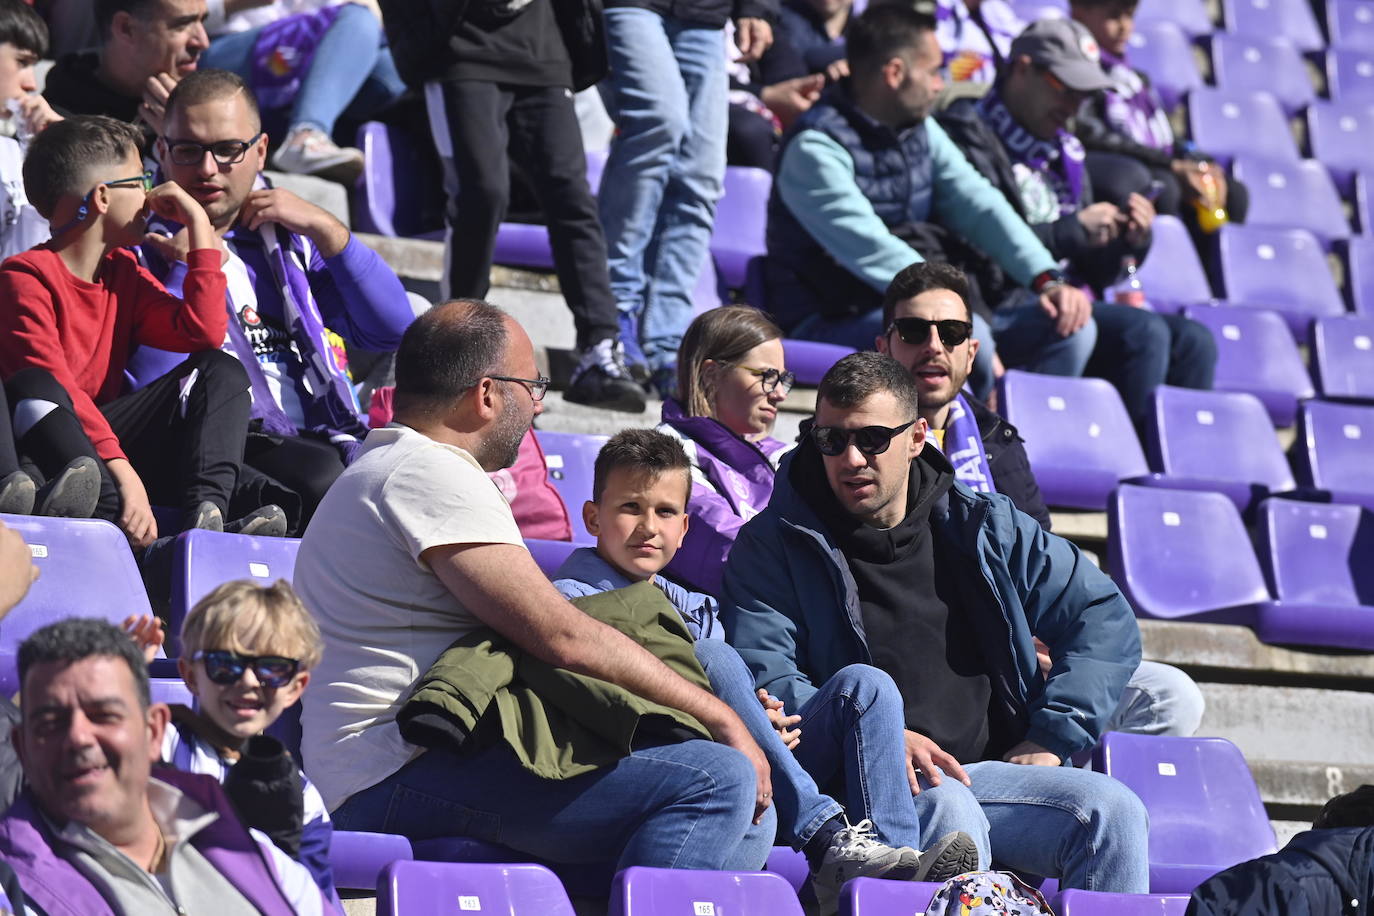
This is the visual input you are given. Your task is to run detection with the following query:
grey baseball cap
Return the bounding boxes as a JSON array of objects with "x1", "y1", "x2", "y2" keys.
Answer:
[{"x1": 1009, "y1": 18, "x2": 1117, "y2": 93}]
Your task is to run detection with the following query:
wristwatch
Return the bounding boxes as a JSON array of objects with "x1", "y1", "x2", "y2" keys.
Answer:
[{"x1": 1031, "y1": 268, "x2": 1067, "y2": 295}]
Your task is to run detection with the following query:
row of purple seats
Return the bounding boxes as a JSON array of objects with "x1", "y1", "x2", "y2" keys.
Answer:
[
  {"x1": 1329, "y1": 0, "x2": 1374, "y2": 52},
  {"x1": 1210, "y1": 34, "x2": 1314, "y2": 115},
  {"x1": 1224, "y1": 0, "x2": 1325, "y2": 49}
]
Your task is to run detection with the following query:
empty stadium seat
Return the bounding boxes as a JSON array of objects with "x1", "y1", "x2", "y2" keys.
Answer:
[
  {"x1": 331, "y1": 832, "x2": 415, "y2": 892},
  {"x1": 168, "y1": 529, "x2": 301, "y2": 654},
  {"x1": 1222, "y1": 0, "x2": 1325, "y2": 50},
  {"x1": 1327, "y1": 48, "x2": 1374, "y2": 101},
  {"x1": 1348, "y1": 234, "x2": 1374, "y2": 316},
  {"x1": 1307, "y1": 100, "x2": 1374, "y2": 196},
  {"x1": 1230, "y1": 156, "x2": 1349, "y2": 247},
  {"x1": 1329, "y1": 0, "x2": 1374, "y2": 51},
  {"x1": 1128, "y1": 22, "x2": 1204, "y2": 111},
  {"x1": 1312, "y1": 316, "x2": 1374, "y2": 400},
  {"x1": 1182, "y1": 305, "x2": 1314, "y2": 426},
  {"x1": 839, "y1": 878, "x2": 945, "y2": 914},
  {"x1": 1356, "y1": 173, "x2": 1374, "y2": 236},
  {"x1": 1054, "y1": 889, "x2": 1191, "y2": 914},
  {"x1": 526, "y1": 538, "x2": 579, "y2": 577},
  {"x1": 712, "y1": 166, "x2": 771, "y2": 289},
  {"x1": 1210, "y1": 35, "x2": 1315, "y2": 115},
  {"x1": 378, "y1": 861, "x2": 573, "y2": 915},
  {"x1": 534, "y1": 430, "x2": 608, "y2": 544},
  {"x1": 1294, "y1": 399, "x2": 1374, "y2": 509},
  {"x1": 354, "y1": 121, "x2": 444, "y2": 239},
  {"x1": 1136, "y1": 0, "x2": 1215, "y2": 37},
  {"x1": 997, "y1": 371, "x2": 1149, "y2": 510},
  {"x1": 1138, "y1": 215, "x2": 1215, "y2": 313},
  {"x1": 782, "y1": 339, "x2": 856, "y2": 386},
  {"x1": 1217, "y1": 225, "x2": 1346, "y2": 340},
  {"x1": 1188, "y1": 88, "x2": 1299, "y2": 168},
  {"x1": 1092, "y1": 733, "x2": 1278, "y2": 894},
  {"x1": 1140, "y1": 387, "x2": 1298, "y2": 512},
  {"x1": 609, "y1": 867, "x2": 804, "y2": 916}
]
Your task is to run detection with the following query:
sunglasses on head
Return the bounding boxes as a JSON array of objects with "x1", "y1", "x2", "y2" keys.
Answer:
[
  {"x1": 887, "y1": 317, "x2": 975, "y2": 348},
  {"x1": 810, "y1": 420, "x2": 917, "y2": 457},
  {"x1": 194, "y1": 650, "x2": 300, "y2": 688}
]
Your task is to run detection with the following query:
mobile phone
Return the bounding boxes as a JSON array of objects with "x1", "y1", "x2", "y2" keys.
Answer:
[{"x1": 1145, "y1": 179, "x2": 1166, "y2": 202}]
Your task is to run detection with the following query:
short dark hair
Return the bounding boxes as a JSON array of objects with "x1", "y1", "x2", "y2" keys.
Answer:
[
  {"x1": 847, "y1": 4, "x2": 938, "y2": 78},
  {"x1": 1313, "y1": 784, "x2": 1374, "y2": 829},
  {"x1": 592, "y1": 429, "x2": 693, "y2": 505},
  {"x1": 0, "y1": 0, "x2": 48, "y2": 57},
  {"x1": 393, "y1": 298, "x2": 509, "y2": 415},
  {"x1": 881, "y1": 262, "x2": 973, "y2": 329},
  {"x1": 163, "y1": 68, "x2": 262, "y2": 134},
  {"x1": 23, "y1": 115, "x2": 145, "y2": 218},
  {"x1": 18, "y1": 617, "x2": 150, "y2": 711},
  {"x1": 1069, "y1": 0, "x2": 1140, "y2": 12},
  {"x1": 95, "y1": 0, "x2": 158, "y2": 42},
  {"x1": 818, "y1": 351, "x2": 922, "y2": 417}
]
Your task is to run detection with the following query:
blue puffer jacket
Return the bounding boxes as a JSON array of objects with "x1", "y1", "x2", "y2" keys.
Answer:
[
  {"x1": 720, "y1": 443, "x2": 1141, "y2": 762},
  {"x1": 1187, "y1": 827, "x2": 1374, "y2": 916}
]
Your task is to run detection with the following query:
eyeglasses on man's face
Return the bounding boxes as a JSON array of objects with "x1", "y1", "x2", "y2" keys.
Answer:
[
  {"x1": 490, "y1": 374, "x2": 551, "y2": 401},
  {"x1": 162, "y1": 132, "x2": 264, "y2": 167}
]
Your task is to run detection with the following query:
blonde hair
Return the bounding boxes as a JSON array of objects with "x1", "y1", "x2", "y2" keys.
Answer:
[
  {"x1": 675, "y1": 306, "x2": 784, "y2": 419},
  {"x1": 180, "y1": 579, "x2": 323, "y2": 670}
]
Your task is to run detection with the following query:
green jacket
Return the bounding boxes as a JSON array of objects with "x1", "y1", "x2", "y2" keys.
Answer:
[{"x1": 397, "y1": 581, "x2": 713, "y2": 779}]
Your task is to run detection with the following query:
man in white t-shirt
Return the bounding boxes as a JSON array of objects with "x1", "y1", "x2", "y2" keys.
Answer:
[{"x1": 293, "y1": 298, "x2": 773, "y2": 872}]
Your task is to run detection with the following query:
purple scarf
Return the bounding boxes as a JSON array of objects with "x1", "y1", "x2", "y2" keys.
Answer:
[
  {"x1": 978, "y1": 87, "x2": 1086, "y2": 216},
  {"x1": 250, "y1": 7, "x2": 345, "y2": 110},
  {"x1": 941, "y1": 393, "x2": 995, "y2": 493},
  {"x1": 1098, "y1": 48, "x2": 1175, "y2": 152}
]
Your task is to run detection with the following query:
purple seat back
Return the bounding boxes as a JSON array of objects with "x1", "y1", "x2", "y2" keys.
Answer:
[
  {"x1": 534, "y1": 430, "x2": 608, "y2": 544},
  {"x1": 712, "y1": 166, "x2": 771, "y2": 288},
  {"x1": 493, "y1": 222, "x2": 555, "y2": 271},
  {"x1": 1091, "y1": 733, "x2": 1277, "y2": 893},
  {"x1": 1222, "y1": 0, "x2": 1324, "y2": 49},
  {"x1": 693, "y1": 253, "x2": 724, "y2": 317},
  {"x1": 838, "y1": 878, "x2": 944, "y2": 914},
  {"x1": 1347, "y1": 235, "x2": 1374, "y2": 316},
  {"x1": 1136, "y1": 0, "x2": 1215, "y2": 37},
  {"x1": 1182, "y1": 305, "x2": 1314, "y2": 426},
  {"x1": 1188, "y1": 88, "x2": 1298, "y2": 167},
  {"x1": 354, "y1": 121, "x2": 445, "y2": 239},
  {"x1": 0, "y1": 515, "x2": 151, "y2": 656},
  {"x1": 1139, "y1": 215, "x2": 1214, "y2": 312},
  {"x1": 1210, "y1": 35, "x2": 1315, "y2": 115},
  {"x1": 379, "y1": 861, "x2": 573, "y2": 915},
  {"x1": 330, "y1": 832, "x2": 414, "y2": 892},
  {"x1": 1055, "y1": 889, "x2": 1191, "y2": 914},
  {"x1": 1329, "y1": 0, "x2": 1374, "y2": 51},
  {"x1": 1107, "y1": 484, "x2": 1271, "y2": 620},
  {"x1": 1257, "y1": 498, "x2": 1374, "y2": 604},
  {"x1": 1357, "y1": 173, "x2": 1374, "y2": 238},
  {"x1": 1230, "y1": 156, "x2": 1349, "y2": 247},
  {"x1": 610, "y1": 866, "x2": 804, "y2": 916},
  {"x1": 1296, "y1": 400, "x2": 1374, "y2": 499},
  {"x1": 1128, "y1": 22, "x2": 1204, "y2": 111},
  {"x1": 1327, "y1": 48, "x2": 1374, "y2": 101},
  {"x1": 1307, "y1": 100, "x2": 1374, "y2": 196},
  {"x1": 411, "y1": 836, "x2": 613, "y2": 899},
  {"x1": 1313, "y1": 316, "x2": 1374, "y2": 400},
  {"x1": 525, "y1": 538, "x2": 579, "y2": 578},
  {"x1": 168, "y1": 530, "x2": 301, "y2": 654},
  {"x1": 1217, "y1": 224, "x2": 1345, "y2": 339},
  {"x1": 1149, "y1": 386, "x2": 1296, "y2": 491},
  {"x1": 125, "y1": 347, "x2": 190, "y2": 391},
  {"x1": 783, "y1": 339, "x2": 856, "y2": 386},
  {"x1": 149, "y1": 677, "x2": 194, "y2": 707},
  {"x1": 997, "y1": 371, "x2": 1149, "y2": 510}
]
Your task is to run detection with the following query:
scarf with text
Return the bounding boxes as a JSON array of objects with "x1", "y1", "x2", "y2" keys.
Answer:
[
  {"x1": 978, "y1": 87, "x2": 1086, "y2": 219},
  {"x1": 1098, "y1": 48, "x2": 1175, "y2": 152},
  {"x1": 942, "y1": 394, "x2": 994, "y2": 494}
]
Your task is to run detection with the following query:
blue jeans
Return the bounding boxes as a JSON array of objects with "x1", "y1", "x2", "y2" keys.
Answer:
[
  {"x1": 910, "y1": 760, "x2": 1150, "y2": 893},
  {"x1": 598, "y1": 9, "x2": 728, "y2": 371},
  {"x1": 988, "y1": 291, "x2": 1099, "y2": 378},
  {"x1": 202, "y1": 4, "x2": 406, "y2": 134},
  {"x1": 1105, "y1": 661, "x2": 1206, "y2": 737},
  {"x1": 331, "y1": 738, "x2": 771, "y2": 871}
]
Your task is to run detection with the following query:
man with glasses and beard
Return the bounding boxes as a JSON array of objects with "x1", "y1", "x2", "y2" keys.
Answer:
[{"x1": 721, "y1": 350, "x2": 1151, "y2": 894}]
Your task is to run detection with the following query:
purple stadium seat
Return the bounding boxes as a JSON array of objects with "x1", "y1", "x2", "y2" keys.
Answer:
[
  {"x1": 1313, "y1": 316, "x2": 1374, "y2": 401},
  {"x1": 1349, "y1": 234, "x2": 1374, "y2": 316},
  {"x1": 1187, "y1": 88, "x2": 1299, "y2": 168},
  {"x1": 1140, "y1": 386, "x2": 1298, "y2": 512},
  {"x1": 412, "y1": 836, "x2": 613, "y2": 899},
  {"x1": 492, "y1": 223, "x2": 555, "y2": 271},
  {"x1": 1217, "y1": 225, "x2": 1346, "y2": 341},
  {"x1": 1294, "y1": 400, "x2": 1374, "y2": 509},
  {"x1": 1138, "y1": 215, "x2": 1216, "y2": 313},
  {"x1": 610, "y1": 866, "x2": 804, "y2": 916},
  {"x1": 124, "y1": 347, "x2": 190, "y2": 392},
  {"x1": 1356, "y1": 172, "x2": 1374, "y2": 236},
  {"x1": 1055, "y1": 889, "x2": 1190, "y2": 914},
  {"x1": 1307, "y1": 100, "x2": 1374, "y2": 196},
  {"x1": 1092, "y1": 733, "x2": 1277, "y2": 893},
  {"x1": 525, "y1": 538, "x2": 579, "y2": 577},
  {"x1": 168, "y1": 529, "x2": 301, "y2": 655},
  {"x1": 1329, "y1": 0, "x2": 1374, "y2": 51},
  {"x1": 1008, "y1": 0, "x2": 1068, "y2": 21},
  {"x1": 1128, "y1": 22, "x2": 1205, "y2": 111},
  {"x1": 712, "y1": 166, "x2": 771, "y2": 289},
  {"x1": 331, "y1": 831, "x2": 415, "y2": 891},
  {"x1": 1230, "y1": 156, "x2": 1349, "y2": 248},
  {"x1": 839, "y1": 878, "x2": 945, "y2": 914},
  {"x1": 997, "y1": 371, "x2": 1149, "y2": 510},
  {"x1": 1328, "y1": 48, "x2": 1374, "y2": 102},
  {"x1": 1136, "y1": 0, "x2": 1215, "y2": 37},
  {"x1": 1222, "y1": 0, "x2": 1324, "y2": 50},
  {"x1": 148, "y1": 677, "x2": 193, "y2": 707},
  {"x1": 534, "y1": 429, "x2": 608, "y2": 544},
  {"x1": 0, "y1": 515, "x2": 150, "y2": 659},
  {"x1": 378, "y1": 861, "x2": 573, "y2": 915},
  {"x1": 1210, "y1": 35, "x2": 1315, "y2": 116},
  {"x1": 1181, "y1": 306, "x2": 1314, "y2": 426},
  {"x1": 765, "y1": 846, "x2": 810, "y2": 894},
  {"x1": 354, "y1": 121, "x2": 444, "y2": 239},
  {"x1": 693, "y1": 253, "x2": 724, "y2": 317},
  {"x1": 783, "y1": 339, "x2": 856, "y2": 386}
]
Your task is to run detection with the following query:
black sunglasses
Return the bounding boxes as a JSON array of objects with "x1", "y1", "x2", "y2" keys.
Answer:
[
  {"x1": 163, "y1": 132, "x2": 265, "y2": 167},
  {"x1": 194, "y1": 650, "x2": 300, "y2": 688},
  {"x1": 811, "y1": 420, "x2": 917, "y2": 457},
  {"x1": 887, "y1": 317, "x2": 975, "y2": 349}
]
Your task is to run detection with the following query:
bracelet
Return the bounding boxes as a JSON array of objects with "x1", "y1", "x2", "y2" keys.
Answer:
[{"x1": 1030, "y1": 268, "x2": 1066, "y2": 294}]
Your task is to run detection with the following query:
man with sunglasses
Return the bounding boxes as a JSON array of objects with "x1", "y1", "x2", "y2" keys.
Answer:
[{"x1": 722, "y1": 350, "x2": 1150, "y2": 893}]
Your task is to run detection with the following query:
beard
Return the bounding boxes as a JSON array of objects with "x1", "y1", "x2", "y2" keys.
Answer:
[{"x1": 481, "y1": 392, "x2": 530, "y2": 471}]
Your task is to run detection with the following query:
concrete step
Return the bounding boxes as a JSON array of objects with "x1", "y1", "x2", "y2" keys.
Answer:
[
  {"x1": 1197, "y1": 682, "x2": 1374, "y2": 767},
  {"x1": 1247, "y1": 758, "x2": 1374, "y2": 809},
  {"x1": 1140, "y1": 620, "x2": 1374, "y2": 688}
]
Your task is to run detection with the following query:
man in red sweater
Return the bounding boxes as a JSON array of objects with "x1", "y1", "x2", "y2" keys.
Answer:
[{"x1": 0, "y1": 114, "x2": 283, "y2": 558}]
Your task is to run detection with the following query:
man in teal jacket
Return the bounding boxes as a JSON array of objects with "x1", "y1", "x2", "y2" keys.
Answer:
[{"x1": 721, "y1": 350, "x2": 1149, "y2": 892}]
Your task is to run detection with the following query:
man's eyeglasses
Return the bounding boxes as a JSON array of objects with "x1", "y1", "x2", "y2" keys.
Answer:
[
  {"x1": 193, "y1": 650, "x2": 300, "y2": 688},
  {"x1": 163, "y1": 132, "x2": 264, "y2": 166},
  {"x1": 886, "y1": 317, "x2": 975, "y2": 349},
  {"x1": 490, "y1": 374, "x2": 550, "y2": 401},
  {"x1": 719, "y1": 362, "x2": 796, "y2": 395},
  {"x1": 103, "y1": 170, "x2": 156, "y2": 192},
  {"x1": 811, "y1": 420, "x2": 917, "y2": 457},
  {"x1": 1036, "y1": 66, "x2": 1091, "y2": 102}
]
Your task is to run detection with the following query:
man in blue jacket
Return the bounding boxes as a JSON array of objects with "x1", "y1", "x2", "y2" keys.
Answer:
[{"x1": 721, "y1": 350, "x2": 1150, "y2": 892}]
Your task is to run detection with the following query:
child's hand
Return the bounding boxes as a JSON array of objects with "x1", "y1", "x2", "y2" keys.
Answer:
[
  {"x1": 106, "y1": 458, "x2": 157, "y2": 549},
  {"x1": 16, "y1": 94, "x2": 61, "y2": 136},
  {"x1": 757, "y1": 687, "x2": 802, "y2": 749},
  {"x1": 145, "y1": 182, "x2": 207, "y2": 228},
  {"x1": 123, "y1": 613, "x2": 165, "y2": 664}
]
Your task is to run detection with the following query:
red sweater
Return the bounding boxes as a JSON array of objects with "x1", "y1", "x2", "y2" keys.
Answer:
[{"x1": 0, "y1": 247, "x2": 228, "y2": 461}]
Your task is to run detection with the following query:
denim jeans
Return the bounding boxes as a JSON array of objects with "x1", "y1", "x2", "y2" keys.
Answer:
[
  {"x1": 1105, "y1": 660, "x2": 1206, "y2": 737},
  {"x1": 910, "y1": 760, "x2": 1150, "y2": 893},
  {"x1": 331, "y1": 738, "x2": 772, "y2": 871},
  {"x1": 1084, "y1": 306, "x2": 1217, "y2": 428},
  {"x1": 598, "y1": 9, "x2": 728, "y2": 371},
  {"x1": 988, "y1": 291, "x2": 1099, "y2": 378}
]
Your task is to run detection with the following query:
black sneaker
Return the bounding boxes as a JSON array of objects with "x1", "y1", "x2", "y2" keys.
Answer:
[
  {"x1": 565, "y1": 338, "x2": 647, "y2": 413},
  {"x1": 912, "y1": 830, "x2": 981, "y2": 883},
  {"x1": 225, "y1": 504, "x2": 288, "y2": 538},
  {"x1": 35, "y1": 457, "x2": 100, "y2": 518},
  {"x1": 0, "y1": 470, "x2": 35, "y2": 515}
]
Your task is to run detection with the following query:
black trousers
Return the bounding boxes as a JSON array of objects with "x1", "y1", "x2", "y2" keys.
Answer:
[
  {"x1": 243, "y1": 432, "x2": 345, "y2": 534},
  {"x1": 429, "y1": 79, "x2": 619, "y2": 350},
  {"x1": 4, "y1": 350, "x2": 252, "y2": 524}
]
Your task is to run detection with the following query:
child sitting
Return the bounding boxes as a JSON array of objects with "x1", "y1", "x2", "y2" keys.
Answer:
[
  {"x1": 168, "y1": 579, "x2": 335, "y2": 899},
  {"x1": 553, "y1": 429, "x2": 977, "y2": 914}
]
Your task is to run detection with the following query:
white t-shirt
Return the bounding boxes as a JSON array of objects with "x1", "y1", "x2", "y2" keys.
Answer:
[
  {"x1": 0, "y1": 136, "x2": 48, "y2": 261},
  {"x1": 292, "y1": 425, "x2": 526, "y2": 811}
]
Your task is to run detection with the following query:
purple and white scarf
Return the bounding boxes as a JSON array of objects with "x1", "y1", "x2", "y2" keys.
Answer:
[
  {"x1": 978, "y1": 87, "x2": 1086, "y2": 220},
  {"x1": 1098, "y1": 48, "x2": 1175, "y2": 153},
  {"x1": 941, "y1": 393, "x2": 994, "y2": 494}
]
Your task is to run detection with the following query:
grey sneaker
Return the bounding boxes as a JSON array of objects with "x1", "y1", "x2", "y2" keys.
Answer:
[
  {"x1": 564, "y1": 338, "x2": 647, "y2": 413},
  {"x1": 185, "y1": 500, "x2": 224, "y2": 532},
  {"x1": 225, "y1": 504, "x2": 288, "y2": 538},
  {"x1": 0, "y1": 470, "x2": 35, "y2": 515},
  {"x1": 270, "y1": 126, "x2": 365, "y2": 184},
  {"x1": 34, "y1": 457, "x2": 100, "y2": 518},
  {"x1": 912, "y1": 830, "x2": 980, "y2": 883},
  {"x1": 810, "y1": 819, "x2": 923, "y2": 915}
]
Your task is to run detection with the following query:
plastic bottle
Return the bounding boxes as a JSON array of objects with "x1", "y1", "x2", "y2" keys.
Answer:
[
  {"x1": 1192, "y1": 162, "x2": 1229, "y2": 234},
  {"x1": 1115, "y1": 255, "x2": 1146, "y2": 308}
]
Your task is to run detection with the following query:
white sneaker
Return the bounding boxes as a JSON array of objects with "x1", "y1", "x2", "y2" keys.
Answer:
[
  {"x1": 270, "y1": 127, "x2": 365, "y2": 184},
  {"x1": 810, "y1": 819, "x2": 921, "y2": 915}
]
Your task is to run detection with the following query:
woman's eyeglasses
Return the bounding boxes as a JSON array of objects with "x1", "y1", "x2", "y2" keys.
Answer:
[
  {"x1": 718, "y1": 362, "x2": 796, "y2": 395},
  {"x1": 193, "y1": 650, "x2": 301, "y2": 688},
  {"x1": 810, "y1": 420, "x2": 916, "y2": 457},
  {"x1": 886, "y1": 317, "x2": 975, "y2": 349}
]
